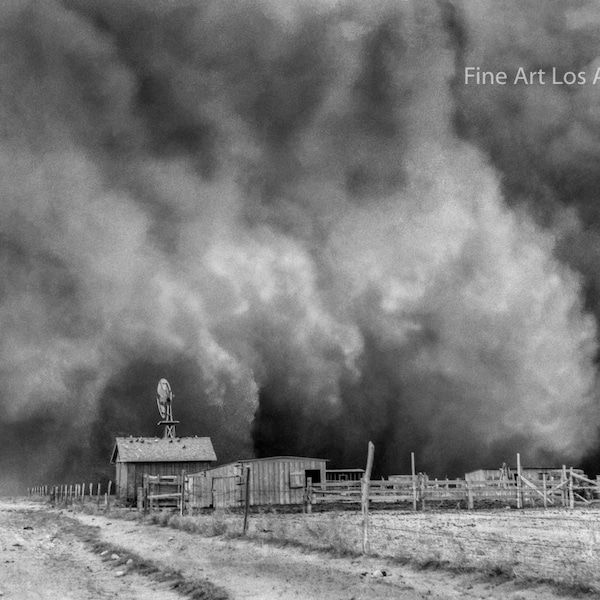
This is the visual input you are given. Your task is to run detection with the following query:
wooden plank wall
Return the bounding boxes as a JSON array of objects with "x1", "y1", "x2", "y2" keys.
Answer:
[
  {"x1": 187, "y1": 458, "x2": 327, "y2": 508},
  {"x1": 249, "y1": 458, "x2": 325, "y2": 506},
  {"x1": 115, "y1": 463, "x2": 127, "y2": 500},
  {"x1": 117, "y1": 461, "x2": 212, "y2": 501}
]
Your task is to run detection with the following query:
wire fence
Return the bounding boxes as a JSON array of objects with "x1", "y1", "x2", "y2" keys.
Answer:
[{"x1": 239, "y1": 508, "x2": 600, "y2": 592}]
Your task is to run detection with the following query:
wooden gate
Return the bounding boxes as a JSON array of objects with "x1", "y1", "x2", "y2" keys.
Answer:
[{"x1": 140, "y1": 474, "x2": 186, "y2": 512}]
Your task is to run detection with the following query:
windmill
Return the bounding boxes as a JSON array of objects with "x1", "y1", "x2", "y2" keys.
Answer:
[{"x1": 156, "y1": 378, "x2": 180, "y2": 438}]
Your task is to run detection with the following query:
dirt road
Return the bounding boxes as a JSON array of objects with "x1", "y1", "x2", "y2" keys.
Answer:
[
  {"x1": 0, "y1": 501, "x2": 182, "y2": 600},
  {"x1": 0, "y1": 500, "x2": 594, "y2": 599}
]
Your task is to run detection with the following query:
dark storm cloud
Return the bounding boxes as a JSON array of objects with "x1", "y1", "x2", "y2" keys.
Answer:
[{"x1": 0, "y1": 0, "x2": 598, "y2": 492}]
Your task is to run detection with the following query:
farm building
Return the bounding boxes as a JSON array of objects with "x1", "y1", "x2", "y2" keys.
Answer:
[
  {"x1": 465, "y1": 466, "x2": 585, "y2": 483},
  {"x1": 111, "y1": 436, "x2": 217, "y2": 504},
  {"x1": 187, "y1": 456, "x2": 328, "y2": 509}
]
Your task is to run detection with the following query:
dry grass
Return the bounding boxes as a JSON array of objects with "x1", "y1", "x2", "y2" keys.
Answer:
[{"x1": 54, "y1": 500, "x2": 600, "y2": 596}]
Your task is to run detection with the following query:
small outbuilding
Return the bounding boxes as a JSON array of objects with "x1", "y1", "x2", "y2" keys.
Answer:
[
  {"x1": 111, "y1": 436, "x2": 217, "y2": 503},
  {"x1": 187, "y1": 456, "x2": 328, "y2": 509}
]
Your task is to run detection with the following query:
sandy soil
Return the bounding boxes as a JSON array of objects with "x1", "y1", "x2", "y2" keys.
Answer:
[{"x1": 1, "y1": 500, "x2": 596, "y2": 600}]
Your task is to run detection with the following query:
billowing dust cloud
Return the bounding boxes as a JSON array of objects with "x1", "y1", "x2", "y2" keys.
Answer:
[{"x1": 0, "y1": 0, "x2": 599, "y2": 492}]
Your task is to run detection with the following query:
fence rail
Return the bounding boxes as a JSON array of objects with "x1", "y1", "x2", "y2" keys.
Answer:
[
  {"x1": 139, "y1": 473, "x2": 186, "y2": 513},
  {"x1": 309, "y1": 472, "x2": 600, "y2": 510}
]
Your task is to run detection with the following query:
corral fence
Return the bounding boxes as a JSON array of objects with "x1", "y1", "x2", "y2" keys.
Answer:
[
  {"x1": 310, "y1": 468, "x2": 600, "y2": 510},
  {"x1": 180, "y1": 468, "x2": 600, "y2": 513}
]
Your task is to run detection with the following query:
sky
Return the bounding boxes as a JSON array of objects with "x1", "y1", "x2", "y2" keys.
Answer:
[{"x1": 1, "y1": 0, "x2": 600, "y2": 493}]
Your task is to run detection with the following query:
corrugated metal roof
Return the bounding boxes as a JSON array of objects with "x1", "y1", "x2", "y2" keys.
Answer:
[{"x1": 111, "y1": 436, "x2": 217, "y2": 463}]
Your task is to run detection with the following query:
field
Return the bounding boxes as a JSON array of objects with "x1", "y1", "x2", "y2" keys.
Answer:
[
  {"x1": 241, "y1": 507, "x2": 600, "y2": 592},
  {"x1": 4, "y1": 498, "x2": 600, "y2": 599}
]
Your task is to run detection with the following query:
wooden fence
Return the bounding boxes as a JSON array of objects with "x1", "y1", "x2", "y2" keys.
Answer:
[
  {"x1": 309, "y1": 470, "x2": 600, "y2": 510},
  {"x1": 28, "y1": 481, "x2": 114, "y2": 508}
]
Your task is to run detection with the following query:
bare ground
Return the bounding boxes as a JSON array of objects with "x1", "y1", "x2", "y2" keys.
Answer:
[
  {"x1": 0, "y1": 500, "x2": 182, "y2": 600},
  {"x1": 1, "y1": 500, "x2": 598, "y2": 599}
]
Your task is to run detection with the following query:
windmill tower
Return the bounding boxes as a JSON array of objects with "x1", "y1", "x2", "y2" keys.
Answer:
[{"x1": 156, "y1": 378, "x2": 180, "y2": 438}]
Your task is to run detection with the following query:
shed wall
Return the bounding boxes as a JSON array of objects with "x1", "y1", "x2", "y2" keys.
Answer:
[
  {"x1": 188, "y1": 458, "x2": 327, "y2": 508},
  {"x1": 115, "y1": 462, "x2": 127, "y2": 499},
  {"x1": 116, "y1": 461, "x2": 212, "y2": 502}
]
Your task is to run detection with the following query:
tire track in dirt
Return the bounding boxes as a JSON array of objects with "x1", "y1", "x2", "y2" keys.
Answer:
[
  {"x1": 69, "y1": 509, "x2": 588, "y2": 600},
  {"x1": 0, "y1": 502, "x2": 193, "y2": 600},
  {"x1": 4, "y1": 501, "x2": 592, "y2": 600}
]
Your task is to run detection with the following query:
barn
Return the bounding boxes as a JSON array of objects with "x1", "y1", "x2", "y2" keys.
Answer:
[
  {"x1": 111, "y1": 436, "x2": 217, "y2": 504},
  {"x1": 187, "y1": 456, "x2": 328, "y2": 509}
]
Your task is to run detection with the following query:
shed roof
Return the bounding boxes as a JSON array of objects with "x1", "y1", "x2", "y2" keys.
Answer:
[
  {"x1": 111, "y1": 436, "x2": 217, "y2": 464},
  {"x1": 190, "y1": 455, "x2": 328, "y2": 475},
  {"x1": 236, "y1": 456, "x2": 329, "y2": 464}
]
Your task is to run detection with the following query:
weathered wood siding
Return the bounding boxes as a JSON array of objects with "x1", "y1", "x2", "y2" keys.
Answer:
[
  {"x1": 116, "y1": 461, "x2": 212, "y2": 502},
  {"x1": 115, "y1": 462, "x2": 128, "y2": 499},
  {"x1": 188, "y1": 457, "x2": 327, "y2": 508}
]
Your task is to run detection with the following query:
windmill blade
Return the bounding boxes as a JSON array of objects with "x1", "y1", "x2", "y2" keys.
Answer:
[
  {"x1": 156, "y1": 378, "x2": 172, "y2": 419},
  {"x1": 156, "y1": 396, "x2": 167, "y2": 419}
]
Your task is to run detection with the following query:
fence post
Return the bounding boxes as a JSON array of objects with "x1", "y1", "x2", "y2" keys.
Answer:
[
  {"x1": 305, "y1": 477, "x2": 313, "y2": 514},
  {"x1": 180, "y1": 470, "x2": 186, "y2": 516},
  {"x1": 466, "y1": 480, "x2": 474, "y2": 510},
  {"x1": 569, "y1": 468, "x2": 575, "y2": 509},
  {"x1": 516, "y1": 453, "x2": 522, "y2": 509},
  {"x1": 542, "y1": 473, "x2": 547, "y2": 509},
  {"x1": 362, "y1": 441, "x2": 375, "y2": 555},
  {"x1": 243, "y1": 467, "x2": 251, "y2": 534},
  {"x1": 411, "y1": 452, "x2": 417, "y2": 512}
]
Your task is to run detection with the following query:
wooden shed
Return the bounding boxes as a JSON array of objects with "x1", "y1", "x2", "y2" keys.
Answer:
[
  {"x1": 187, "y1": 456, "x2": 328, "y2": 509},
  {"x1": 111, "y1": 436, "x2": 217, "y2": 504}
]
